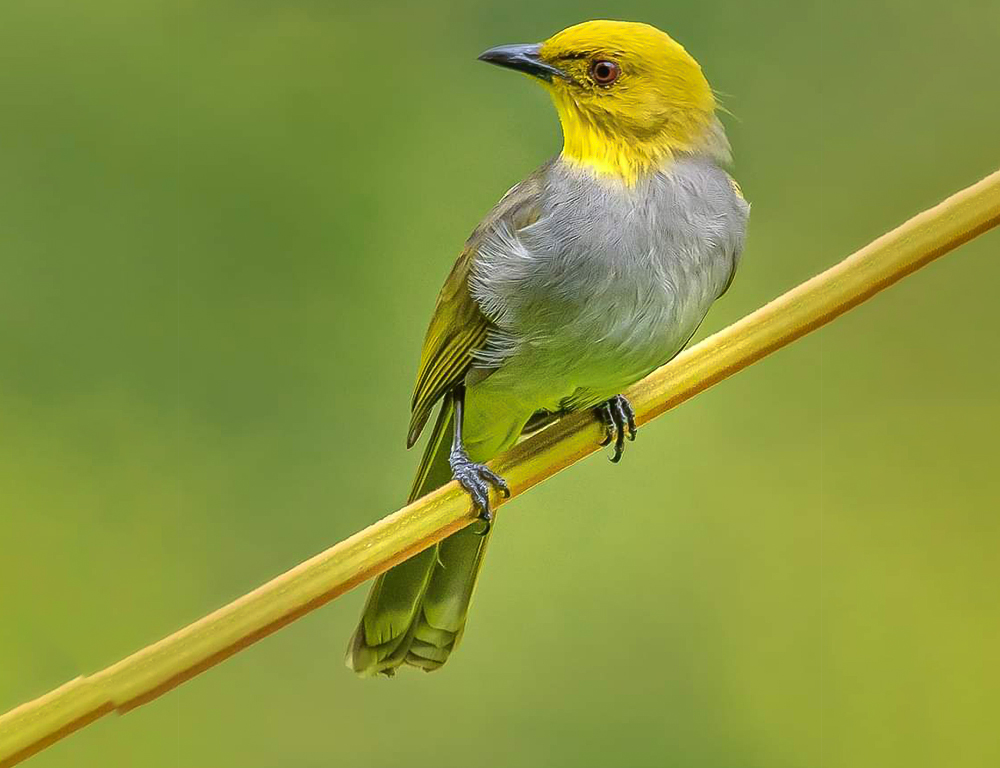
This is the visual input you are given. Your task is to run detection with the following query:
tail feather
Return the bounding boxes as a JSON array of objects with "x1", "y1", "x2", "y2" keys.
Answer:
[
  {"x1": 402, "y1": 525, "x2": 493, "y2": 671},
  {"x1": 347, "y1": 547, "x2": 437, "y2": 675},
  {"x1": 418, "y1": 526, "x2": 491, "y2": 633},
  {"x1": 346, "y1": 397, "x2": 494, "y2": 676}
]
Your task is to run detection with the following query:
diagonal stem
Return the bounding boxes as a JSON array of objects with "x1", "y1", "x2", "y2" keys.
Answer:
[{"x1": 2, "y1": 168, "x2": 999, "y2": 768}]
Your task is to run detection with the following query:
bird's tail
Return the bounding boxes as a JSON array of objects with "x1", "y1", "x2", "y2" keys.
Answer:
[{"x1": 346, "y1": 396, "x2": 494, "y2": 676}]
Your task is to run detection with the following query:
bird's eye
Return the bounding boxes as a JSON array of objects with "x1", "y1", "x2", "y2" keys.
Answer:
[{"x1": 590, "y1": 60, "x2": 620, "y2": 86}]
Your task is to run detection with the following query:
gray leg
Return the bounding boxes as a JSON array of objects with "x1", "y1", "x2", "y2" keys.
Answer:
[{"x1": 449, "y1": 385, "x2": 510, "y2": 534}]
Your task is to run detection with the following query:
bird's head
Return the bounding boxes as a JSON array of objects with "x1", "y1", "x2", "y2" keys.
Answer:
[{"x1": 479, "y1": 20, "x2": 727, "y2": 185}]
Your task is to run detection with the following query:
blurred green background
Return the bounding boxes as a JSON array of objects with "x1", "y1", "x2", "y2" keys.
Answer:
[{"x1": 2, "y1": 0, "x2": 998, "y2": 766}]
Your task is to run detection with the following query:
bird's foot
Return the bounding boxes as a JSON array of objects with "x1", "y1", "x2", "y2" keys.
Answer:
[
  {"x1": 597, "y1": 395, "x2": 637, "y2": 463},
  {"x1": 449, "y1": 448, "x2": 510, "y2": 535}
]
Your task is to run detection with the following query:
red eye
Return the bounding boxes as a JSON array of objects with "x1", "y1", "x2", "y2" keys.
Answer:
[{"x1": 590, "y1": 60, "x2": 620, "y2": 85}]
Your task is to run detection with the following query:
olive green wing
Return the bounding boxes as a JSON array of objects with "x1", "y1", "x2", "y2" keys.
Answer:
[
  {"x1": 406, "y1": 173, "x2": 545, "y2": 448},
  {"x1": 406, "y1": 246, "x2": 489, "y2": 448}
]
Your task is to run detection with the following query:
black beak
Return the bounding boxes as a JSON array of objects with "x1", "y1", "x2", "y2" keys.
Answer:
[{"x1": 477, "y1": 43, "x2": 568, "y2": 82}]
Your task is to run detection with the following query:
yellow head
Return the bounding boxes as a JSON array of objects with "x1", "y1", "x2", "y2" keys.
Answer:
[{"x1": 479, "y1": 21, "x2": 725, "y2": 185}]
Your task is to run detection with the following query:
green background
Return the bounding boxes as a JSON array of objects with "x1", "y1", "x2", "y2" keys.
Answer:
[{"x1": 2, "y1": 1, "x2": 998, "y2": 766}]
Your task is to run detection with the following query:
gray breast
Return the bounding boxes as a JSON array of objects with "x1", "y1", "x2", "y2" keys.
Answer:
[{"x1": 470, "y1": 155, "x2": 748, "y2": 410}]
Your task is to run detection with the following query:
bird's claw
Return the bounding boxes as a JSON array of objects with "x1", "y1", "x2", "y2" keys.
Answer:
[
  {"x1": 597, "y1": 395, "x2": 637, "y2": 463},
  {"x1": 449, "y1": 450, "x2": 510, "y2": 536}
]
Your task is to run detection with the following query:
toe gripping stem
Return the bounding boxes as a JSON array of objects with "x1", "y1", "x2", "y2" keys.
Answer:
[
  {"x1": 449, "y1": 385, "x2": 510, "y2": 535},
  {"x1": 598, "y1": 395, "x2": 638, "y2": 463}
]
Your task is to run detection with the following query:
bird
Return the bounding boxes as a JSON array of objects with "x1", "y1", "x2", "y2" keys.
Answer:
[{"x1": 346, "y1": 20, "x2": 749, "y2": 676}]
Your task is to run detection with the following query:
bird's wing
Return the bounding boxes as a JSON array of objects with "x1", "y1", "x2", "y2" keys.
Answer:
[{"x1": 406, "y1": 172, "x2": 545, "y2": 447}]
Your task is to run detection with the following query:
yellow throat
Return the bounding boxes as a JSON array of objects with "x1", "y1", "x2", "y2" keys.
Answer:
[{"x1": 549, "y1": 91, "x2": 719, "y2": 184}]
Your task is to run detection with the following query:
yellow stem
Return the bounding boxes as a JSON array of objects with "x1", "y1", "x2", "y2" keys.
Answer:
[{"x1": 2, "y1": 168, "x2": 999, "y2": 767}]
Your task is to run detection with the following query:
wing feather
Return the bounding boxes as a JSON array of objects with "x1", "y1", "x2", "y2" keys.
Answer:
[{"x1": 406, "y1": 171, "x2": 546, "y2": 447}]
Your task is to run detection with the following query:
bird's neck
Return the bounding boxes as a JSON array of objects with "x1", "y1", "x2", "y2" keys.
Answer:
[{"x1": 551, "y1": 96, "x2": 729, "y2": 186}]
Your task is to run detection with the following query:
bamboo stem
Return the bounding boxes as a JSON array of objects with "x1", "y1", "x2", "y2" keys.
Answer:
[{"x1": 2, "y1": 168, "x2": 999, "y2": 767}]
